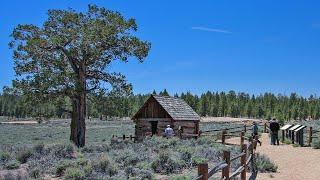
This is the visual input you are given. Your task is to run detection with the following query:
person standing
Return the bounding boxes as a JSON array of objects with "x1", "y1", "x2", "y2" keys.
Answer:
[
  {"x1": 164, "y1": 125, "x2": 174, "y2": 138},
  {"x1": 274, "y1": 120, "x2": 280, "y2": 145},
  {"x1": 269, "y1": 118, "x2": 280, "y2": 145},
  {"x1": 269, "y1": 119, "x2": 276, "y2": 145},
  {"x1": 252, "y1": 121, "x2": 262, "y2": 146}
]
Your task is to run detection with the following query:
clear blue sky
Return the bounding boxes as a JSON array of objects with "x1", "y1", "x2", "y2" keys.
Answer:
[{"x1": 1, "y1": 1, "x2": 320, "y2": 96}]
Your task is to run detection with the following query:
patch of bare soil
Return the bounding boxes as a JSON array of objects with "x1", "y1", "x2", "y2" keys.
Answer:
[
  {"x1": 201, "y1": 117, "x2": 264, "y2": 124},
  {"x1": 227, "y1": 133, "x2": 320, "y2": 180},
  {"x1": 0, "y1": 164, "x2": 28, "y2": 180},
  {"x1": 0, "y1": 121, "x2": 38, "y2": 124}
]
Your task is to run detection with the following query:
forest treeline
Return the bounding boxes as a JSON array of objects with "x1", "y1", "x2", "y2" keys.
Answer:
[{"x1": 1, "y1": 88, "x2": 320, "y2": 123}]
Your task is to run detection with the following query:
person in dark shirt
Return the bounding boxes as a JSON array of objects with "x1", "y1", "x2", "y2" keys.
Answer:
[{"x1": 269, "y1": 118, "x2": 280, "y2": 145}]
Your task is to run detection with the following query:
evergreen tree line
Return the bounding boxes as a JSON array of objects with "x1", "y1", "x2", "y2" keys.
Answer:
[{"x1": 1, "y1": 88, "x2": 320, "y2": 122}]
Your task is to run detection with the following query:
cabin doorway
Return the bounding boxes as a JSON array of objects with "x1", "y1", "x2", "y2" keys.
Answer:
[{"x1": 150, "y1": 121, "x2": 158, "y2": 135}]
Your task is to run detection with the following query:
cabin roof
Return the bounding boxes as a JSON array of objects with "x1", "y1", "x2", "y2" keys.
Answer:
[{"x1": 133, "y1": 95, "x2": 200, "y2": 121}]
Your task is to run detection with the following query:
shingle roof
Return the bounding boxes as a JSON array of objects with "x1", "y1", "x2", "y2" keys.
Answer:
[{"x1": 152, "y1": 95, "x2": 200, "y2": 121}]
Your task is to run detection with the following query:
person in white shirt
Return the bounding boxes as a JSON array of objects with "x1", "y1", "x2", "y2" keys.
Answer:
[{"x1": 164, "y1": 125, "x2": 174, "y2": 137}]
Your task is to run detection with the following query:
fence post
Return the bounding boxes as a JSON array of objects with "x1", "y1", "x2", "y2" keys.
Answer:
[
  {"x1": 264, "y1": 122, "x2": 267, "y2": 133},
  {"x1": 241, "y1": 144, "x2": 247, "y2": 180},
  {"x1": 282, "y1": 130, "x2": 285, "y2": 143},
  {"x1": 309, "y1": 127, "x2": 313, "y2": 146},
  {"x1": 240, "y1": 131, "x2": 245, "y2": 147},
  {"x1": 244, "y1": 124, "x2": 247, "y2": 132},
  {"x1": 198, "y1": 163, "x2": 208, "y2": 180},
  {"x1": 222, "y1": 129, "x2": 226, "y2": 144},
  {"x1": 222, "y1": 151, "x2": 230, "y2": 180},
  {"x1": 123, "y1": 134, "x2": 126, "y2": 140}
]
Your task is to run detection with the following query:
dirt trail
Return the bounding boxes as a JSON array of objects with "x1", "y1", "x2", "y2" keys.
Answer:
[{"x1": 227, "y1": 133, "x2": 320, "y2": 180}]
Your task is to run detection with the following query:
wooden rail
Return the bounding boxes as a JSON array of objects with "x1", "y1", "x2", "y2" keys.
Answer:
[
  {"x1": 196, "y1": 134, "x2": 258, "y2": 180},
  {"x1": 111, "y1": 134, "x2": 136, "y2": 141}
]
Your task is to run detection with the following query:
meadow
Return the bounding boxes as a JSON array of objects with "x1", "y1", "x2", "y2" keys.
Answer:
[{"x1": 0, "y1": 118, "x2": 277, "y2": 179}]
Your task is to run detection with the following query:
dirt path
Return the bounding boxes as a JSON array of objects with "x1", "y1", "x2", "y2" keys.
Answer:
[{"x1": 227, "y1": 133, "x2": 320, "y2": 180}]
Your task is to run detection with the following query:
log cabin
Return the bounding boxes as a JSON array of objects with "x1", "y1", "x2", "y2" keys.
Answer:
[{"x1": 132, "y1": 95, "x2": 201, "y2": 139}]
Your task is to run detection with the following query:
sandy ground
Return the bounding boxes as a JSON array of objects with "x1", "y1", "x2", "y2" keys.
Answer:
[
  {"x1": 201, "y1": 117, "x2": 264, "y2": 123},
  {"x1": 227, "y1": 133, "x2": 320, "y2": 180},
  {"x1": 0, "y1": 121, "x2": 38, "y2": 124}
]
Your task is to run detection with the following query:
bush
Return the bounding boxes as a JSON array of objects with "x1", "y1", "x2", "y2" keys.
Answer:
[
  {"x1": 92, "y1": 155, "x2": 118, "y2": 176},
  {"x1": 191, "y1": 156, "x2": 206, "y2": 166},
  {"x1": 64, "y1": 167, "x2": 85, "y2": 180},
  {"x1": 178, "y1": 147, "x2": 193, "y2": 165},
  {"x1": 114, "y1": 149, "x2": 140, "y2": 166},
  {"x1": 125, "y1": 166, "x2": 153, "y2": 179},
  {"x1": 51, "y1": 143, "x2": 75, "y2": 158},
  {"x1": 81, "y1": 144, "x2": 110, "y2": 153},
  {"x1": 55, "y1": 160, "x2": 74, "y2": 176},
  {"x1": 151, "y1": 151, "x2": 184, "y2": 174},
  {"x1": 311, "y1": 139, "x2": 320, "y2": 149},
  {"x1": 256, "y1": 154, "x2": 278, "y2": 173},
  {"x1": 0, "y1": 151, "x2": 11, "y2": 162},
  {"x1": 83, "y1": 164, "x2": 93, "y2": 176},
  {"x1": 5, "y1": 160, "x2": 21, "y2": 170},
  {"x1": 33, "y1": 143, "x2": 45, "y2": 154},
  {"x1": 17, "y1": 149, "x2": 33, "y2": 163},
  {"x1": 29, "y1": 168, "x2": 41, "y2": 179}
]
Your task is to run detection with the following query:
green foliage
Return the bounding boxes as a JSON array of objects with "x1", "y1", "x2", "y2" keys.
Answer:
[
  {"x1": 191, "y1": 156, "x2": 206, "y2": 166},
  {"x1": 0, "y1": 151, "x2": 11, "y2": 162},
  {"x1": 92, "y1": 155, "x2": 118, "y2": 176},
  {"x1": 56, "y1": 160, "x2": 74, "y2": 176},
  {"x1": 33, "y1": 143, "x2": 45, "y2": 154},
  {"x1": 29, "y1": 168, "x2": 41, "y2": 179},
  {"x1": 64, "y1": 167, "x2": 86, "y2": 180},
  {"x1": 114, "y1": 149, "x2": 140, "y2": 166},
  {"x1": 151, "y1": 151, "x2": 184, "y2": 174},
  {"x1": 16, "y1": 149, "x2": 33, "y2": 163},
  {"x1": 5, "y1": 160, "x2": 21, "y2": 170},
  {"x1": 256, "y1": 154, "x2": 278, "y2": 173},
  {"x1": 2, "y1": 89, "x2": 320, "y2": 121},
  {"x1": 283, "y1": 138, "x2": 292, "y2": 145},
  {"x1": 311, "y1": 139, "x2": 320, "y2": 149}
]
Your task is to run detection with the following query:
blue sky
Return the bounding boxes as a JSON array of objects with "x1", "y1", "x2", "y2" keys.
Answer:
[{"x1": 1, "y1": 1, "x2": 320, "y2": 96}]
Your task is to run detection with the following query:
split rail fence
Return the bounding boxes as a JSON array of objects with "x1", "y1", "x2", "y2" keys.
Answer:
[{"x1": 195, "y1": 133, "x2": 259, "y2": 180}]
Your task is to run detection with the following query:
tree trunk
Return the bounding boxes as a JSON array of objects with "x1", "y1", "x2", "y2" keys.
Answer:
[{"x1": 70, "y1": 67, "x2": 86, "y2": 147}]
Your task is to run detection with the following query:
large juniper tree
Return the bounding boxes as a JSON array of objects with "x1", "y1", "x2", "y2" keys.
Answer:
[{"x1": 9, "y1": 5, "x2": 151, "y2": 147}]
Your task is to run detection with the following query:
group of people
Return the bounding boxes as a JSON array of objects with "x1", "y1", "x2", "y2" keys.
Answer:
[{"x1": 251, "y1": 118, "x2": 280, "y2": 146}]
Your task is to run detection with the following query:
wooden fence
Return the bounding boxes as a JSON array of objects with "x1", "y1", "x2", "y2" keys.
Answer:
[
  {"x1": 195, "y1": 134, "x2": 259, "y2": 180},
  {"x1": 111, "y1": 134, "x2": 136, "y2": 141}
]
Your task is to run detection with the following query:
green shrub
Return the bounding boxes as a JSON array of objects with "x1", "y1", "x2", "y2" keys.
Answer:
[
  {"x1": 256, "y1": 154, "x2": 278, "y2": 173},
  {"x1": 191, "y1": 156, "x2": 206, "y2": 166},
  {"x1": 83, "y1": 164, "x2": 93, "y2": 176},
  {"x1": 0, "y1": 151, "x2": 11, "y2": 162},
  {"x1": 92, "y1": 155, "x2": 118, "y2": 176},
  {"x1": 6, "y1": 160, "x2": 21, "y2": 170},
  {"x1": 33, "y1": 143, "x2": 45, "y2": 154},
  {"x1": 29, "y1": 168, "x2": 41, "y2": 179},
  {"x1": 178, "y1": 147, "x2": 193, "y2": 163},
  {"x1": 76, "y1": 158, "x2": 87, "y2": 166},
  {"x1": 17, "y1": 149, "x2": 33, "y2": 163},
  {"x1": 125, "y1": 166, "x2": 154, "y2": 179},
  {"x1": 136, "y1": 162, "x2": 151, "y2": 170},
  {"x1": 55, "y1": 160, "x2": 74, "y2": 176},
  {"x1": 114, "y1": 149, "x2": 140, "y2": 166},
  {"x1": 151, "y1": 151, "x2": 184, "y2": 174},
  {"x1": 283, "y1": 138, "x2": 291, "y2": 145},
  {"x1": 64, "y1": 167, "x2": 85, "y2": 180},
  {"x1": 311, "y1": 139, "x2": 320, "y2": 149}
]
